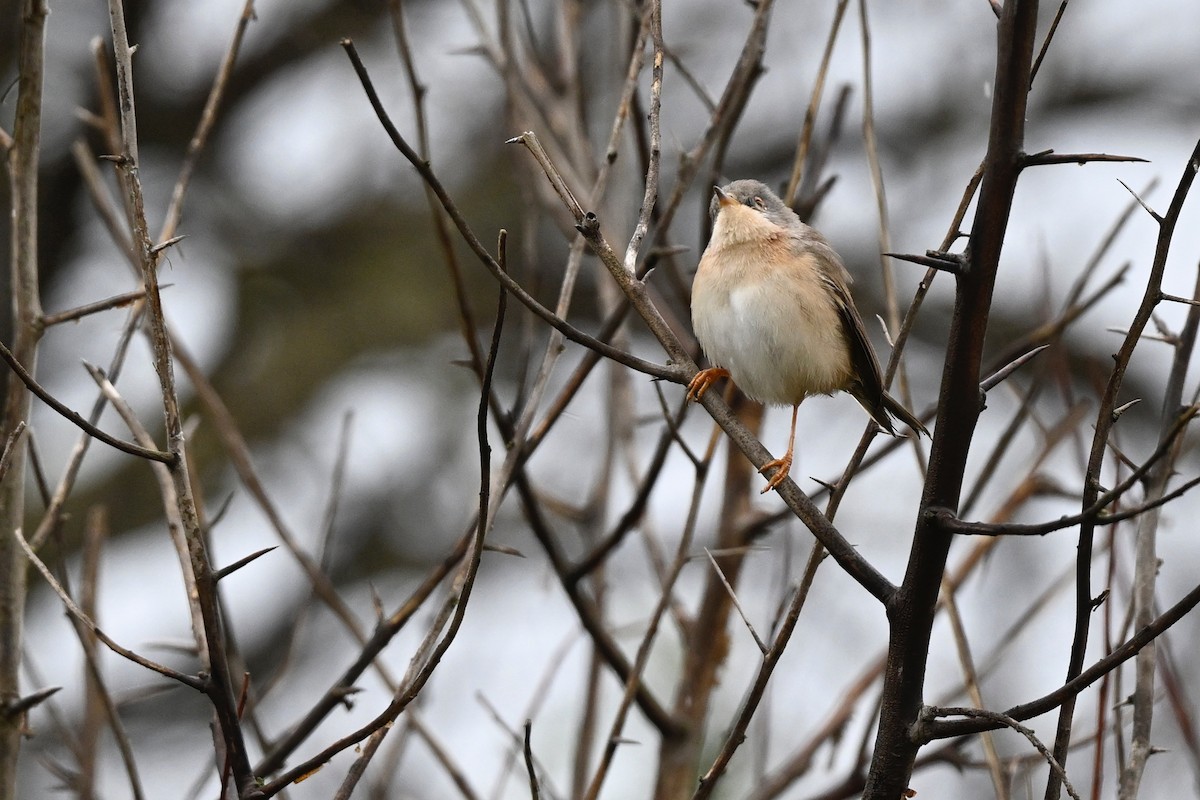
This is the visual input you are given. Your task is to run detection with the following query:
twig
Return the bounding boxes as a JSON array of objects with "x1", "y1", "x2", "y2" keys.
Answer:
[
  {"x1": 40, "y1": 287, "x2": 150, "y2": 327},
  {"x1": 1029, "y1": 0, "x2": 1072, "y2": 86},
  {"x1": 1023, "y1": 150, "x2": 1146, "y2": 167},
  {"x1": 157, "y1": 0, "x2": 257, "y2": 244},
  {"x1": 925, "y1": 576, "x2": 1200, "y2": 741},
  {"x1": 703, "y1": 548, "x2": 767, "y2": 654},
  {"x1": 342, "y1": 40, "x2": 676, "y2": 383},
  {"x1": 1047, "y1": 138, "x2": 1200, "y2": 798},
  {"x1": 882, "y1": 250, "x2": 964, "y2": 275},
  {"x1": 258, "y1": 232, "x2": 509, "y2": 797},
  {"x1": 523, "y1": 720, "x2": 541, "y2": 800},
  {"x1": 783, "y1": 0, "x2": 850, "y2": 205},
  {"x1": 15, "y1": 527, "x2": 203, "y2": 690},
  {"x1": 923, "y1": 707, "x2": 1081, "y2": 800},
  {"x1": 621, "y1": 1, "x2": 664, "y2": 275},
  {"x1": 981, "y1": 344, "x2": 1049, "y2": 392},
  {"x1": 105, "y1": 0, "x2": 257, "y2": 790},
  {"x1": 0, "y1": 340, "x2": 174, "y2": 463}
]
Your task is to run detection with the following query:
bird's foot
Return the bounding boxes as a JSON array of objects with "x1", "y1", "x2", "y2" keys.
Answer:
[
  {"x1": 686, "y1": 367, "x2": 731, "y2": 402},
  {"x1": 758, "y1": 453, "x2": 793, "y2": 493}
]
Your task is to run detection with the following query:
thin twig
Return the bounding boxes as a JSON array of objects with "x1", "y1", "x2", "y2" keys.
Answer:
[
  {"x1": 703, "y1": 548, "x2": 767, "y2": 654},
  {"x1": 40, "y1": 287, "x2": 150, "y2": 327},
  {"x1": 1047, "y1": 138, "x2": 1200, "y2": 798},
  {"x1": 523, "y1": 720, "x2": 541, "y2": 800},
  {"x1": 924, "y1": 707, "x2": 1081, "y2": 800},
  {"x1": 15, "y1": 527, "x2": 204, "y2": 690},
  {"x1": 0, "y1": 340, "x2": 174, "y2": 463}
]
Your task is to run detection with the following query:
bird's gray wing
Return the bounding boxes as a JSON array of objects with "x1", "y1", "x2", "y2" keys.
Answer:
[{"x1": 802, "y1": 239, "x2": 893, "y2": 432}]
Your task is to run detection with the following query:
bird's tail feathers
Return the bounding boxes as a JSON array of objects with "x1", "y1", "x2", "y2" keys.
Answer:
[{"x1": 881, "y1": 392, "x2": 929, "y2": 437}]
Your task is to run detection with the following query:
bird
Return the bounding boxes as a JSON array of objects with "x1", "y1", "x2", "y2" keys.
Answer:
[{"x1": 687, "y1": 179, "x2": 927, "y2": 493}]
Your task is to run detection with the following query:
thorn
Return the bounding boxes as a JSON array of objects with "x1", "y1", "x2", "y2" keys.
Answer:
[
  {"x1": 1161, "y1": 292, "x2": 1200, "y2": 308},
  {"x1": 1116, "y1": 179, "x2": 1162, "y2": 223},
  {"x1": 150, "y1": 234, "x2": 187, "y2": 254},
  {"x1": 882, "y1": 251, "x2": 963, "y2": 276},
  {"x1": 809, "y1": 476, "x2": 837, "y2": 493},
  {"x1": 1112, "y1": 399, "x2": 1141, "y2": 420},
  {"x1": 331, "y1": 685, "x2": 363, "y2": 710},
  {"x1": 214, "y1": 546, "x2": 277, "y2": 581},
  {"x1": 370, "y1": 582, "x2": 384, "y2": 622},
  {"x1": 483, "y1": 543, "x2": 526, "y2": 558},
  {"x1": 3, "y1": 686, "x2": 62, "y2": 719},
  {"x1": 875, "y1": 314, "x2": 896, "y2": 348},
  {"x1": 981, "y1": 344, "x2": 1049, "y2": 392}
]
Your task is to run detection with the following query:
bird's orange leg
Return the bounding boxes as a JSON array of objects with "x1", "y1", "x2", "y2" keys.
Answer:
[
  {"x1": 686, "y1": 367, "x2": 731, "y2": 402},
  {"x1": 759, "y1": 405, "x2": 799, "y2": 493}
]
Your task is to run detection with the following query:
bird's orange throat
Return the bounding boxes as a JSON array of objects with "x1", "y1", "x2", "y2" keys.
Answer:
[{"x1": 710, "y1": 204, "x2": 786, "y2": 247}]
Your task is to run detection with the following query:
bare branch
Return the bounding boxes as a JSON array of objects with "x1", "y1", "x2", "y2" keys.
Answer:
[
  {"x1": 40, "y1": 287, "x2": 151, "y2": 327},
  {"x1": 922, "y1": 707, "x2": 1081, "y2": 800},
  {"x1": 14, "y1": 527, "x2": 204, "y2": 691},
  {"x1": 0, "y1": 341, "x2": 174, "y2": 463},
  {"x1": 1022, "y1": 150, "x2": 1147, "y2": 167}
]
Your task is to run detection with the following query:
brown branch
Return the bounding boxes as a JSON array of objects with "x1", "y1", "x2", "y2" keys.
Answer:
[
  {"x1": 0, "y1": 341, "x2": 174, "y2": 463},
  {"x1": 1029, "y1": 0, "x2": 1072, "y2": 86},
  {"x1": 40, "y1": 287, "x2": 150, "y2": 327},
  {"x1": 863, "y1": 2, "x2": 1041, "y2": 797},
  {"x1": 1046, "y1": 136, "x2": 1200, "y2": 799},
  {"x1": 524, "y1": 720, "x2": 541, "y2": 800},
  {"x1": 157, "y1": 0, "x2": 256, "y2": 245},
  {"x1": 1, "y1": 3, "x2": 48, "y2": 790},
  {"x1": 259, "y1": 237, "x2": 509, "y2": 797},
  {"x1": 783, "y1": 0, "x2": 850, "y2": 205},
  {"x1": 14, "y1": 528, "x2": 204, "y2": 691},
  {"x1": 1022, "y1": 150, "x2": 1147, "y2": 167},
  {"x1": 882, "y1": 250, "x2": 964, "y2": 275},
  {"x1": 923, "y1": 707, "x2": 1081, "y2": 800},
  {"x1": 342, "y1": 40, "x2": 676, "y2": 383},
  {"x1": 104, "y1": 0, "x2": 257, "y2": 792},
  {"x1": 923, "y1": 576, "x2": 1200, "y2": 741}
]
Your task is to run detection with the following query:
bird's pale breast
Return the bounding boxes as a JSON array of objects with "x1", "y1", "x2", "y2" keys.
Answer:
[{"x1": 692, "y1": 230, "x2": 853, "y2": 406}]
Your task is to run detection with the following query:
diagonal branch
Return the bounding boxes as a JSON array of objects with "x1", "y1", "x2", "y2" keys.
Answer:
[{"x1": 0, "y1": 341, "x2": 174, "y2": 464}]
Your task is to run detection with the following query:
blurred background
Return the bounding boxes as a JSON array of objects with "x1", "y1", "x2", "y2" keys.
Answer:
[{"x1": 3, "y1": 0, "x2": 1200, "y2": 797}]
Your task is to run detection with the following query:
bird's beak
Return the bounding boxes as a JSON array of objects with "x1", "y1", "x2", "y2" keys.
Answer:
[{"x1": 713, "y1": 185, "x2": 737, "y2": 208}]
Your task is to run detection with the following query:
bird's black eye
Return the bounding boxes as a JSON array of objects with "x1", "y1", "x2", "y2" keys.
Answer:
[{"x1": 752, "y1": 196, "x2": 766, "y2": 210}]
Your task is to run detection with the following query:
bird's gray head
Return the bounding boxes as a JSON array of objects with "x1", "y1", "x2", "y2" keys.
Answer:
[{"x1": 710, "y1": 180, "x2": 797, "y2": 229}]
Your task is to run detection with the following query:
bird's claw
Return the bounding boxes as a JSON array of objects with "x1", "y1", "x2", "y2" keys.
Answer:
[
  {"x1": 758, "y1": 455, "x2": 793, "y2": 493},
  {"x1": 687, "y1": 367, "x2": 731, "y2": 402}
]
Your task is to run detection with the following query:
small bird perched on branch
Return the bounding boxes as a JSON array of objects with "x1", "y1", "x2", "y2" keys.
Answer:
[{"x1": 688, "y1": 179, "x2": 927, "y2": 493}]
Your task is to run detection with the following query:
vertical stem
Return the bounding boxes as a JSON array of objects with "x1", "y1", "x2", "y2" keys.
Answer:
[
  {"x1": 862, "y1": 2, "x2": 1039, "y2": 797},
  {"x1": 654, "y1": 396, "x2": 762, "y2": 800},
  {"x1": 0, "y1": 2, "x2": 47, "y2": 798},
  {"x1": 1048, "y1": 137, "x2": 1200, "y2": 800},
  {"x1": 1118, "y1": 260, "x2": 1200, "y2": 800},
  {"x1": 104, "y1": 0, "x2": 255, "y2": 793}
]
